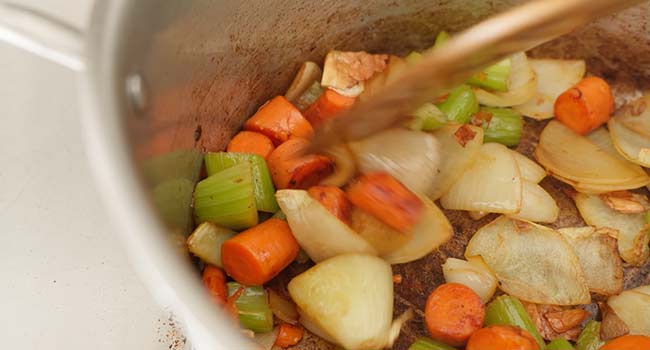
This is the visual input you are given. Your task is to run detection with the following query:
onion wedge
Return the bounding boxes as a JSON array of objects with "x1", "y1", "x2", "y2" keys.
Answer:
[
  {"x1": 514, "y1": 59, "x2": 586, "y2": 120},
  {"x1": 557, "y1": 227, "x2": 624, "y2": 296},
  {"x1": 609, "y1": 117, "x2": 650, "y2": 167},
  {"x1": 285, "y1": 61, "x2": 323, "y2": 102},
  {"x1": 607, "y1": 285, "x2": 650, "y2": 336},
  {"x1": 320, "y1": 144, "x2": 356, "y2": 187},
  {"x1": 350, "y1": 207, "x2": 410, "y2": 256},
  {"x1": 441, "y1": 143, "x2": 522, "y2": 214},
  {"x1": 511, "y1": 150, "x2": 546, "y2": 183},
  {"x1": 574, "y1": 192, "x2": 650, "y2": 266},
  {"x1": 586, "y1": 127, "x2": 627, "y2": 161},
  {"x1": 465, "y1": 216, "x2": 590, "y2": 305},
  {"x1": 474, "y1": 52, "x2": 537, "y2": 107},
  {"x1": 442, "y1": 256, "x2": 497, "y2": 303},
  {"x1": 507, "y1": 181, "x2": 559, "y2": 223},
  {"x1": 276, "y1": 190, "x2": 377, "y2": 262}
]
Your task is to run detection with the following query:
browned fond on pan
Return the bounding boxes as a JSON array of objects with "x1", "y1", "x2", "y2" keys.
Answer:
[{"x1": 268, "y1": 117, "x2": 650, "y2": 350}]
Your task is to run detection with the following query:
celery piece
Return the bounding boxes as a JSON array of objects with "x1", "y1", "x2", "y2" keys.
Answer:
[
  {"x1": 193, "y1": 162, "x2": 258, "y2": 230},
  {"x1": 434, "y1": 31, "x2": 450, "y2": 48},
  {"x1": 645, "y1": 210, "x2": 650, "y2": 224},
  {"x1": 436, "y1": 85, "x2": 479, "y2": 124},
  {"x1": 294, "y1": 81, "x2": 324, "y2": 111},
  {"x1": 405, "y1": 51, "x2": 423, "y2": 65},
  {"x1": 409, "y1": 337, "x2": 456, "y2": 350},
  {"x1": 272, "y1": 210, "x2": 287, "y2": 220},
  {"x1": 478, "y1": 107, "x2": 524, "y2": 147},
  {"x1": 485, "y1": 295, "x2": 546, "y2": 349},
  {"x1": 575, "y1": 321, "x2": 605, "y2": 350},
  {"x1": 547, "y1": 338, "x2": 575, "y2": 350},
  {"x1": 467, "y1": 58, "x2": 511, "y2": 92},
  {"x1": 407, "y1": 103, "x2": 447, "y2": 131},
  {"x1": 227, "y1": 282, "x2": 273, "y2": 333},
  {"x1": 204, "y1": 152, "x2": 279, "y2": 213},
  {"x1": 186, "y1": 222, "x2": 236, "y2": 267}
]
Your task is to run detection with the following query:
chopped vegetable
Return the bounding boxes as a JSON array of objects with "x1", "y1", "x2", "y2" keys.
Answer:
[
  {"x1": 307, "y1": 185, "x2": 352, "y2": 224},
  {"x1": 554, "y1": 77, "x2": 614, "y2": 135},
  {"x1": 600, "y1": 335, "x2": 650, "y2": 350},
  {"x1": 507, "y1": 181, "x2": 559, "y2": 223},
  {"x1": 227, "y1": 282, "x2": 273, "y2": 333},
  {"x1": 441, "y1": 143, "x2": 522, "y2": 214},
  {"x1": 607, "y1": 285, "x2": 650, "y2": 337},
  {"x1": 360, "y1": 56, "x2": 406, "y2": 100},
  {"x1": 254, "y1": 327, "x2": 280, "y2": 350},
  {"x1": 349, "y1": 206, "x2": 407, "y2": 255},
  {"x1": 276, "y1": 189, "x2": 376, "y2": 263},
  {"x1": 467, "y1": 58, "x2": 511, "y2": 92},
  {"x1": 523, "y1": 303, "x2": 587, "y2": 342},
  {"x1": 484, "y1": 295, "x2": 545, "y2": 348},
  {"x1": 436, "y1": 85, "x2": 479, "y2": 124},
  {"x1": 348, "y1": 128, "x2": 441, "y2": 195},
  {"x1": 202, "y1": 265, "x2": 228, "y2": 305},
  {"x1": 434, "y1": 31, "x2": 450, "y2": 48},
  {"x1": 321, "y1": 50, "x2": 389, "y2": 97},
  {"x1": 475, "y1": 107, "x2": 524, "y2": 147},
  {"x1": 575, "y1": 321, "x2": 605, "y2": 350},
  {"x1": 466, "y1": 216, "x2": 590, "y2": 305},
  {"x1": 600, "y1": 302, "x2": 630, "y2": 341},
  {"x1": 187, "y1": 222, "x2": 237, "y2": 267},
  {"x1": 319, "y1": 143, "x2": 356, "y2": 187},
  {"x1": 294, "y1": 81, "x2": 325, "y2": 111},
  {"x1": 285, "y1": 61, "x2": 323, "y2": 102},
  {"x1": 600, "y1": 191, "x2": 650, "y2": 214},
  {"x1": 442, "y1": 257, "x2": 498, "y2": 303},
  {"x1": 407, "y1": 103, "x2": 447, "y2": 131},
  {"x1": 275, "y1": 323, "x2": 304, "y2": 348},
  {"x1": 243, "y1": 96, "x2": 314, "y2": 145},
  {"x1": 204, "y1": 152, "x2": 279, "y2": 213},
  {"x1": 303, "y1": 89, "x2": 355, "y2": 126},
  {"x1": 272, "y1": 210, "x2": 286, "y2": 220},
  {"x1": 267, "y1": 138, "x2": 334, "y2": 189},
  {"x1": 609, "y1": 115, "x2": 650, "y2": 167},
  {"x1": 193, "y1": 162, "x2": 258, "y2": 230},
  {"x1": 221, "y1": 218, "x2": 299, "y2": 285},
  {"x1": 404, "y1": 51, "x2": 423, "y2": 64},
  {"x1": 226, "y1": 131, "x2": 275, "y2": 160},
  {"x1": 546, "y1": 338, "x2": 575, "y2": 350},
  {"x1": 409, "y1": 337, "x2": 457, "y2": 350},
  {"x1": 347, "y1": 172, "x2": 424, "y2": 233},
  {"x1": 474, "y1": 52, "x2": 537, "y2": 107},
  {"x1": 268, "y1": 289, "x2": 299, "y2": 325},
  {"x1": 466, "y1": 325, "x2": 541, "y2": 350},
  {"x1": 425, "y1": 283, "x2": 485, "y2": 347}
]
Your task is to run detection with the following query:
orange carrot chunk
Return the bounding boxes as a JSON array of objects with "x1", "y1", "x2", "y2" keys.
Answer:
[
  {"x1": 600, "y1": 335, "x2": 650, "y2": 350},
  {"x1": 227, "y1": 131, "x2": 276, "y2": 160},
  {"x1": 303, "y1": 89, "x2": 355, "y2": 126},
  {"x1": 467, "y1": 325, "x2": 540, "y2": 350},
  {"x1": 554, "y1": 76, "x2": 615, "y2": 135},
  {"x1": 221, "y1": 218, "x2": 299, "y2": 285},
  {"x1": 267, "y1": 138, "x2": 334, "y2": 189},
  {"x1": 308, "y1": 185, "x2": 352, "y2": 224},
  {"x1": 274, "y1": 323, "x2": 304, "y2": 348},
  {"x1": 346, "y1": 172, "x2": 423, "y2": 233},
  {"x1": 244, "y1": 96, "x2": 314, "y2": 146},
  {"x1": 202, "y1": 265, "x2": 228, "y2": 305},
  {"x1": 425, "y1": 283, "x2": 486, "y2": 347}
]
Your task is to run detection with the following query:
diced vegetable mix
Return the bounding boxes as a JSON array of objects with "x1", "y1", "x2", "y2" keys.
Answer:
[{"x1": 183, "y1": 30, "x2": 650, "y2": 350}]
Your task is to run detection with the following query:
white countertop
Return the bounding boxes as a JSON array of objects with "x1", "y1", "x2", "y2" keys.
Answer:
[{"x1": 0, "y1": 1, "x2": 186, "y2": 348}]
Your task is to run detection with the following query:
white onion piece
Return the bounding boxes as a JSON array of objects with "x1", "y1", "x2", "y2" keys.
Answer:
[
  {"x1": 441, "y1": 143, "x2": 522, "y2": 214},
  {"x1": 557, "y1": 227, "x2": 623, "y2": 296},
  {"x1": 382, "y1": 196, "x2": 453, "y2": 264},
  {"x1": 535, "y1": 121, "x2": 649, "y2": 188},
  {"x1": 276, "y1": 190, "x2": 377, "y2": 263},
  {"x1": 465, "y1": 216, "x2": 590, "y2": 305},
  {"x1": 350, "y1": 207, "x2": 410, "y2": 256},
  {"x1": 429, "y1": 124, "x2": 484, "y2": 200},
  {"x1": 268, "y1": 289, "x2": 299, "y2": 325},
  {"x1": 288, "y1": 254, "x2": 401, "y2": 350},
  {"x1": 574, "y1": 192, "x2": 650, "y2": 266},
  {"x1": 616, "y1": 95, "x2": 650, "y2": 138},
  {"x1": 586, "y1": 127, "x2": 627, "y2": 161},
  {"x1": 511, "y1": 150, "x2": 546, "y2": 183},
  {"x1": 285, "y1": 61, "x2": 323, "y2": 102},
  {"x1": 607, "y1": 285, "x2": 650, "y2": 336},
  {"x1": 320, "y1": 144, "x2": 357, "y2": 187},
  {"x1": 469, "y1": 211, "x2": 489, "y2": 220},
  {"x1": 442, "y1": 256, "x2": 497, "y2": 303},
  {"x1": 474, "y1": 52, "x2": 537, "y2": 107},
  {"x1": 609, "y1": 117, "x2": 650, "y2": 167},
  {"x1": 507, "y1": 181, "x2": 559, "y2": 223},
  {"x1": 514, "y1": 59, "x2": 586, "y2": 120},
  {"x1": 349, "y1": 128, "x2": 441, "y2": 195},
  {"x1": 254, "y1": 327, "x2": 279, "y2": 350}
]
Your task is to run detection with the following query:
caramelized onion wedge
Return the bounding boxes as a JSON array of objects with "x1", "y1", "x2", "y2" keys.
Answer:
[
  {"x1": 442, "y1": 256, "x2": 497, "y2": 303},
  {"x1": 319, "y1": 144, "x2": 356, "y2": 187},
  {"x1": 441, "y1": 143, "x2": 522, "y2": 214},
  {"x1": 474, "y1": 52, "x2": 537, "y2": 107},
  {"x1": 607, "y1": 285, "x2": 650, "y2": 337},
  {"x1": 507, "y1": 181, "x2": 559, "y2": 223},
  {"x1": 615, "y1": 95, "x2": 650, "y2": 138},
  {"x1": 350, "y1": 207, "x2": 410, "y2": 256},
  {"x1": 574, "y1": 192, "x2": 650, "y2": 266},
  {"x1": 609, "y1": 117, "x2": 650, "y2": 167},
  {"x1": 465, "y1": 216, "x2": 590, "y2": 305}
]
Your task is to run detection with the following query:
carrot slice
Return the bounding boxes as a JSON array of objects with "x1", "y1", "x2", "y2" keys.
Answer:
[
  {"x1": 425, "y1": 283, "x2": 486, "y2": 347},
  {"x1": 202, "y1": 265, "x2": 228, "y2": 305},
  {"x1": 303, "y1": 89, "x2": 355, "y2": 126},
  {"x1": 346, "y1": 172, "x2": 423, "y2": 233},
  {"x1": 600, "y1": 335, "x2": 650, "y2": 350},
  {"x1": 267, "y1": 138, "x2": 334, "y2": 189},
  {"x1": 554, "y1": 76, "x2": 615, "y2": 135},
  {"x1": 467, "y1": 325, "x2": 540, "y2": 350},
  {"x1": 274, "y1": 323, "x2": 304, "y2": 348},
  {"x1": 308, "y1": 185, "x2": 352, "y2": 224},
  {"x1": 227, "y1": 131, "x2": 276, "y2": 159},
  {"x1": 221, "y1": 218, "x2": 299, "y2": 285},
  {"x1": 244, "y1": 96, "x2": 314, "y2": 146}
]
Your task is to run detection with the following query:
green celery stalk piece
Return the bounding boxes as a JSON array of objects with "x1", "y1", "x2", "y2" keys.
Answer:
[
  {"x1": 407, "y1": 103, "x2": 447, "y2": 131},
  {"x1": 227, "y1": 282, "x2": 273, "y2": 333},
  {"x1": 478, "y1": 107, "x2": 524, "y2": 147},
  {"x1": 467, "y1": 58, "x2": 511, "y2": 92},
  {"x1": 485, "y1": 295, "x2": 546, "y2": 349},
  {"x1": 204, "y1": 152, "x2": 279, "y2": 213},
  {"x1": 186, "y1": 221, "x2": 236, "y2": 267},
  {"x1": 409, "y1": 336, "x2": 456, "y2": 350},
  {"x1": 193, "y1": 162, "x2": 258, "y2": 230},
  {"x1": 436, "y1": 85, "x2": 479, "y2": 124},
  {"x1": 295, "y1": 81, "x2": 324, "y2": 111},
  {"x1": 434, "y1": 31, "x2": 450, "y2": 48},
  {"x1": 405, "y1": 51, "x2": 423, "y2": 65},
  {"x1": 547, "y1": 338, "x2": 575, "y2": 350},
  {"x1": 576, "y1": 321, "x2": 605, "y2": 350}
]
